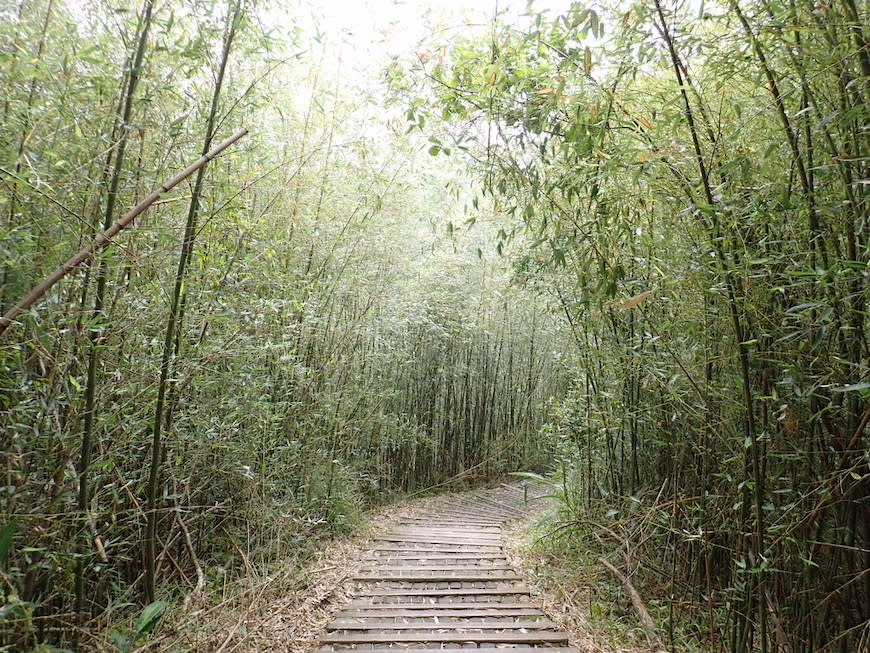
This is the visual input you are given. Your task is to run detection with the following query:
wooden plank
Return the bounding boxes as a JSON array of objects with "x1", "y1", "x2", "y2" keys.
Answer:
[
  {"x1": 450, "y1": 501, "x2": 519, "y2": 515},
  {"x1": 358, "y1": 571, "x2": 518, "y2": 579},
  {"x1": 317, "y1": 647, "x2": 579, "y2": 653},
  {"x1": 429, "y1": 503, "x2": 513, "y2": 515},
  {"x1": 353, "y1": 573, "x2": 523, "y2": 582},
  {"x1": 354, "y1": 586, "x2": 531, "y2": 597},
  {"x1": 429, "y1": 508, "x2": 512, "y2": 520},
  {"x1": 374, "y1": 545, "x2": 501, "y2": 553},
  {"x1": 388, "y1": 524, "x2": 501, "y2": 529},
  {"x1": 374, "y1": 535, "x2": 503, "y2": 546},
  {"x1": 359, "y1": 565, "x2": 514, "y2": 572},
  {"x1": 343, "y1": 600, "x2": 538, "y2": 609},
  {"x1": 381, "y1": 529, "x2": 502, "y2": 539},
  {"x1": 397, "y1": 519, "x2": 501, "y2": 526},
  {"x1": 370, "y1": 553, "x2": 508, "y2": 560},
  {"x1": 399, "y1": 518, "x2": 502, "y2": 526},
  {"x1": 386, "y1": 530, "x2": 502, "y2": 540},
  {"x1": 381, "y1": 536, "x2": 503, "y2": 546},
  {"x1": 466, "y1": 492, "x2": 527, "y2": 515},
  {"x1": 329, "y1": 618, "x2": 557, "y2": 630},
  {"x1": 397, "y1": 520, "x2": 502, "y2": 527},
  {"x1": 339, "y1": 607, "x2": 541, "y2": 618},
  {"x1": 357, "y1": 564, "x2": 516, "y2": 580},
  {"x1": 319, "y1": 631, "x2": 569, "y2": 644},
  {"x1": 315, "y1": 486, "x2": 575, "y2": 653},
  {"x1": 347, "y1": 597, "x2": 538, "y2": 607}
]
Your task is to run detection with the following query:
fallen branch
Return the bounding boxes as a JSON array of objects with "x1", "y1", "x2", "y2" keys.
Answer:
[
  {"x1": 176, "y1": 509, "x2": 206, "y2": 609},
  {"x1": 599, "y1": 556, "x2": 668, "y2": 652},
  {"x1": 0, "y1": 127, "x2": 248, "y2": 336}
]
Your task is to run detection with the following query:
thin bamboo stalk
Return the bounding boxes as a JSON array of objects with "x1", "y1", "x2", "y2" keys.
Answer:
[{"x1": 0, "y1": 128, "x2": 248, "y2": 337}]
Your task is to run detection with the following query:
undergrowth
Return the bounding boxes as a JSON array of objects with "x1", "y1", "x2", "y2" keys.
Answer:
[{"x1": 525, "y1": 498, "x2": 712, "y2": 653}]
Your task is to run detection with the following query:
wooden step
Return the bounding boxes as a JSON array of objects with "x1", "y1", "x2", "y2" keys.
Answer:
[
  {"x1": 354, "y1": 572, "x2": 523, "y2": 582},
  {"x1": 359, "y1": 564, "x2": 514, "y2": 572},
  {"x1": 374, "y1": 535, "x2": 503, "y2": 546},
  {"x1": 318, "y1": 648, "x2": 578, "y2": 653},
  {"x1": 339, "y1": 606, "x2": 542, "y2": 618},
  {"x1": 355, "y1": 586, "x2": 531, "y2": 597},
  {"x1": 370, "y1": 553, "x2": 508, "y2": 560},
  {"x1": 315, "y1": 484, "x2": 573, "y2": 653},
  {"x1": 329, "y1": 618, "x2": 557, "y2": 630},
  {"x1": 319, "y1": 631, "x2": 570, "y2": 644}
]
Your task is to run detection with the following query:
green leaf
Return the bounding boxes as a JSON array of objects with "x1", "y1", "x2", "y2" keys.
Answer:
[
  {"x1": 108, "y1": 629, "x2": 130, "y2": 653},
  {"x1": 0, "y1": 520, "x2": 16, "y2": 566},
  {"x1": 1, "y1": 599, "x2": 35, "y2": 621},
  {"x1": 588, "y1": 9, "x2": 601, "y2": 37},
  {"x1": 832, "y1": 381, "x2": 870, "y2": 393},
  {"x1": 135, "y1": 601, "x2": 168, "y2": 636}
]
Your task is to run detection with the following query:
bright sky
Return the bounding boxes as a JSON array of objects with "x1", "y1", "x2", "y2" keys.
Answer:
[{"x1": 289, "y1": 0, "x2": 579, "y2": 72}]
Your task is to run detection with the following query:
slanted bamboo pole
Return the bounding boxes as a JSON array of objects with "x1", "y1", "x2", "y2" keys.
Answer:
[{"x1": 0, "y1": 127, "x2": 248, "y2": 337}]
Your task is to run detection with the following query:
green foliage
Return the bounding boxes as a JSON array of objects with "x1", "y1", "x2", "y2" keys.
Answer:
[
  {"x1": 6, "y1": 0, "x2": 863, "y2": 648},
  {"x1": 400, "y1": 0, "x2": 868, "y2": 651},
  {"x1": 104, "y1": 600, "x2": 168, "y2": 652},
  {"x1": 0, "y1": 0, "x2": 566, "y2": 648},
  {"x1": 134, "y1": 601, "x2": 168, "y2": 636},
  {"x1": 0, "y1": 521, "x2": 15, "y2": 567}
]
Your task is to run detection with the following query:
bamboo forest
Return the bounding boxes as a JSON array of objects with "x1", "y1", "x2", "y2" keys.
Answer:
[{"x1": 0, "y1": 0, "x2": 867, "y2": 651}]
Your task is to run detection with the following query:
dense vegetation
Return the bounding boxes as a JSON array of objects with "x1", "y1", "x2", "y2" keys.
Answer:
[
  {"x1": 400, "y1": 0, "x2": 868, "y2": 651},
  {"x1": 0, "y1": 1, "x2": 566, "y2": 649},
  {"x1": 1, "y1": 0, "x2": 867, "y2": 652}
]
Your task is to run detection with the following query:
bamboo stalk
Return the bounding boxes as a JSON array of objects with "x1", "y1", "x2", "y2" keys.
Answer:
[{"x1": 0, "y1": 127, "x2": 248, "y2": 337}]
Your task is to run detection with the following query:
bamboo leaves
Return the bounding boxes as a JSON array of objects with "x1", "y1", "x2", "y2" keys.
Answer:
[
  {"x1": 402, "y1": 0, "x2": 867, "y2": 650},
  {"x1": 144, "y1": 0, "x2": 246, "y2": 604}
]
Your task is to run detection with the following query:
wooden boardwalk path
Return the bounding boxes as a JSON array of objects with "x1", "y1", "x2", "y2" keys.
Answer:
[{"x1": 315, "y1": 484, "x2": 578, "y2": 652}]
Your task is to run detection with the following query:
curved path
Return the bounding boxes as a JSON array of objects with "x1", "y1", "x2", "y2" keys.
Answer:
[{"x1": 315, "y1": 484, "x2": 577, "y2": 652}]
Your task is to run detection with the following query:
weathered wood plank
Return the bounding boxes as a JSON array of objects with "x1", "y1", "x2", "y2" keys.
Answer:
[
  {"x1": 391, "y1": 524, "x2": 501, "y2": 530},
  {"x1": 339, "y1": 607, "x2": 541, "y2": 617},
  {"x1": 318, "y1": 648, "x2": 579, "y2": 653},
  {"x1": 374, "y1": 545, "x2": 501, "y2": 553},
  {"x1": 466, "y1": 491, "x2": 528, "y2": 515},
  {"x1": 386, "y1": 531, "x2": 502, "y2": 540},
  {"x1": 426, "y1": 508, "x2": 513, "y2": 520},
  {"x1": 370, "y1": 553, "x2": 508, "y2": 560},
  {"x1": 353, "y1": 573, "x2": 523, "y2": 582},
  {"x1": 378, "y1": 528, "x2": 502, "y2": 538},
  {"x1": 314, "y1": 485, "x2": 574, "y2": 653},
  {"x1": 354, "y1": 586, "x2": 531, "y2": 597},
  {"x1": 359, "y1": 565, "x2": 514, "y2": 572},
  {"x1": 319, "y1": 631, "x2": 570, "y2": 644},
  {"x1": 379, "y1": 537, "x2": 503, "y2": 546},
  {"x1": 373, "y1": 535, "x2": 503, "y2": 545},
  {"x1": 396, "y1": 520, "x2": 501, "y2": 526},
  {"x1": 329, "y1": 618, "x2": 557, "y2": 630}
]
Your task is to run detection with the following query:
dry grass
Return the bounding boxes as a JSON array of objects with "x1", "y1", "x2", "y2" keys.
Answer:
[{"x1": 501, "y1": 505, "x2": 652, "y2": 653}]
